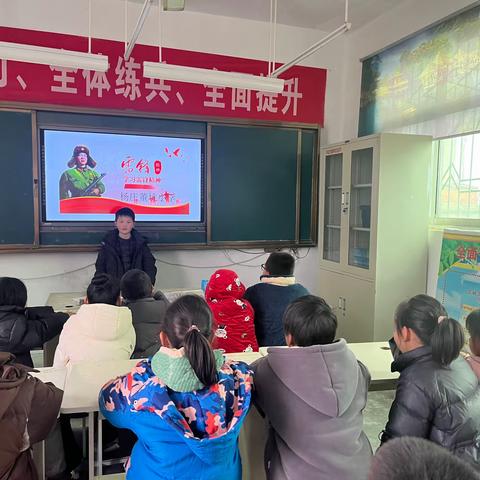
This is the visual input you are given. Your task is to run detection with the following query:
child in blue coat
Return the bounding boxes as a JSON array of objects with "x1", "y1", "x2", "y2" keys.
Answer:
[{"x1": 99, "y1": 295, "x2": 253, "y2": 480}]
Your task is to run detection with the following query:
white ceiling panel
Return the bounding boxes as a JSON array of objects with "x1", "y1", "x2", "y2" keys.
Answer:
[{"x1": 131, "y1": 0, "x2": 405, "y2": 31}]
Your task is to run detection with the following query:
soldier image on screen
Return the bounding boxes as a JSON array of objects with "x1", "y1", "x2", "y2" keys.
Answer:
[{"x1": 59, "y1": 145, "x2": 106, "y2": 199}]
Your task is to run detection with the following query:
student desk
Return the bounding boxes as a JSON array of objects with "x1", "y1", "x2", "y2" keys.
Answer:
[
  {"x1": 259, "y1": 341, "x2": 398, "y2": 390},
  {"x1": 43, "y1": 289, "x2": 204, "y2": 367},
  {"x1": 46, "y1": 288, "x2": 205, "y2": 313},
  {"x1": 32, "y1": 352, "x2": 265, "y2": 480}
]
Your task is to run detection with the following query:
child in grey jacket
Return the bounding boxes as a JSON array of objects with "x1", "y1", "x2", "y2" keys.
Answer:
[
  {"x1": 120, "y1": 269, "x2": 168, "y2": 359},
  {"x1": 251, "y1": 295, "x2": 372, "y2": 480}
]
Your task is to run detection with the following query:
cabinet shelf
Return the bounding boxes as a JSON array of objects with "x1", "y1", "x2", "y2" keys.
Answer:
[
  {"x1": 351, "y1": 226, "x2": 370, "y2": 232},
  {"x1": 320, "y1": 133, "x2": 431, "y2": 343}
]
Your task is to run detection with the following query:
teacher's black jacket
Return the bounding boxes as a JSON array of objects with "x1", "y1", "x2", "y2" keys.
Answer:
[
  {"x1": 95, "y1": 229, "x2": 157, "y2": 285},
  {"x1": 381, "y1": 345, "x2": 480, "y2": 468}
]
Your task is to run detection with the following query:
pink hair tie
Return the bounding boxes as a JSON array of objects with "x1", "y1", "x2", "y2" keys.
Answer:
[
  {"x1": 187, "y1": 324, "x2": 200, "y2": 333},
  {"x1": 438, "y1": 316, "x2": 447, "y2": 324}
]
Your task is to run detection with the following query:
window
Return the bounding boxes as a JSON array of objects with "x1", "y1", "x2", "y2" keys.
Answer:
[{"x1": 435, "y1": 132, "x2": 480, "y2": 221}]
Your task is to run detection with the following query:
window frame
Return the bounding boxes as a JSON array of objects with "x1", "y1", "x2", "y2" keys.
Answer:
[{"x1": 431, "y1": 131, "x2": 480, "y2": 228}]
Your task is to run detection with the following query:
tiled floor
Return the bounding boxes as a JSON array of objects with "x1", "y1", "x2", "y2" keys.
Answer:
[{"x1": 363, "y1": 389, "x2": 395, "y2": 451}]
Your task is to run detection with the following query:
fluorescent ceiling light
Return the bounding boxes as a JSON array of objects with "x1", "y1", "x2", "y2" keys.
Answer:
[
  {"x1": 143, "y1": 62, "x2": 285, "y2": 93},
  {"x1": 0, "y1": 41, "x2": 109, "y2": 72}
]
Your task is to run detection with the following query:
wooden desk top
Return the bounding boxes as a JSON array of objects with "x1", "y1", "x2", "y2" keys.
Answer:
[
  {"x1": 30, "y1": 366, "x2": 67, "y2": 390},
  {"x1": 47, "y1": 289, "x2": 205, "y2": 314},
  {"x1": 259, "y1": 341, "x2": 397, "y2": 384},
  {"x1": 47, "y1": 292, "x2": 84, "y2": 314},
  {"x1": 35, "y1": 351, "x2": 263, "y2": 414}
]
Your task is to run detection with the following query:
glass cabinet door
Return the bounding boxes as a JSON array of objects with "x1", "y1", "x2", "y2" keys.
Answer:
[
  {"x1": 348, "y1": 147, "x2": 373, "y2": 269},
  {"x1": 323, "y1": 152, "x2": 343, "y2": 262}
]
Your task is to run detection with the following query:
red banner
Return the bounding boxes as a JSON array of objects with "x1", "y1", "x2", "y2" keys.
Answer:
[{"x1": 0, "y1": 27, "x2": 326, "y2": 125}]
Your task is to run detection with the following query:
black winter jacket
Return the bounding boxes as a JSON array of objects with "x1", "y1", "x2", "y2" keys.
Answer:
[
  {"x1": 95, "y1": 229, "x2": 157, "y2": 285},
  {"x1": 381, "y1": 345, "x2": 480, "y2": 467},
  {"x1": 0, "y1": 306, "x2": 68, "y2": 367},
  {"x1": 125, "y1": 292, "x2": 169, "y2": 359}
]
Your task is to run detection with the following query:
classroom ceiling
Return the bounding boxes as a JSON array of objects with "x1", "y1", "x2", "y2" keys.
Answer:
[{"x1": 132, "y1": 0, "x2": 403, "y2": 31}]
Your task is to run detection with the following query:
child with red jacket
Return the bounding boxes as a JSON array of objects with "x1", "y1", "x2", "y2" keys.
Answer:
[{"x1": 205, "y1": 269, "x2": 258, "y2": 353}]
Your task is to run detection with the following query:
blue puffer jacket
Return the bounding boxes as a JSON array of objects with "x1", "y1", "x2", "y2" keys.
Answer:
[{"x1": 99, "y1": 355, "x2": 253, "y2": 480}]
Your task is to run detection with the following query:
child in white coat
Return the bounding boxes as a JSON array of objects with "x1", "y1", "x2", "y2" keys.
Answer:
[
  {"x1": 54, "y1": 273, "x2": 135, "y2": 367},
  {"x1": 52, "y1": 273, "x2": 136, "y2": 475}
]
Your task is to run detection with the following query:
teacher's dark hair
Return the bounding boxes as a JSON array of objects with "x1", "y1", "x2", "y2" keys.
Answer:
[
  {"x1": 0, "y1": 277, "x2": 28, "y2": 308},
  {"x1": 164, "y1": 295, "x2": 218, "y2": 387},
  {"x1": 394, "y1": 294, "x2": 463, "y2": 366}
]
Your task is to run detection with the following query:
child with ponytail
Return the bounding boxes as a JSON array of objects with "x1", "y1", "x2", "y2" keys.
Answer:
[
  {"x1": 99, "y1": 295, "x2": 253, "y2": 480},
  {"x1": 381, "y1": 295, "x2": 480, "y2": 468}
]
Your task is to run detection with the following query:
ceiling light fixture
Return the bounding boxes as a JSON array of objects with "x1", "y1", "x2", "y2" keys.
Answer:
[
  {"x1": 271, "y1": 23, "x2": 351, "y2": 78},
  {"x1": 143, "y1": 61, "x2": 285, "y2": 92},
  {"x1": 142, "y1": 0, "x2": 284, "y2": 93},
  {"x1": 0, "y1": 41, "x2": 109, "y2": 72}
]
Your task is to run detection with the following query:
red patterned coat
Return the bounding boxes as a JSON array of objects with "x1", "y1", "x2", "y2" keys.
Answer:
[{"x1": 205, "y1": 269, "x2": 259, "y2": 353}]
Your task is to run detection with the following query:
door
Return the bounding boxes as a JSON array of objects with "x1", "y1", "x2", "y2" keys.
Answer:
[
  {"x1": 318, "y1": 268, "x2": 375, "y2": 342},
  {"x1": 320, "y1": 146, "x2": 343, "y2": 265},
  {"x1": 343, "y1": 138, "x2": 378, "y2": 278}
]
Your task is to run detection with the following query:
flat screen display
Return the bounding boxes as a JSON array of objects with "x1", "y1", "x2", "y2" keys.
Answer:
[{"x1": 42, "y1": 129, "x2": 203, "y2": 222}]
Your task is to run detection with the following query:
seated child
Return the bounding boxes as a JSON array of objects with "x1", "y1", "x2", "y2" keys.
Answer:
[
  {"x1": 205, "y1": 269, "x2": 258, "y2": 353},
  {"x1": 95, "y1": 207, "x2": 157, "y2": 285},
  {"x1": 244, "y1": 252, "x2": 309, "y2": 346},
  {"x1": 120, "y1": 269, "x2": 169, "y2": 359},
  {"x1": 252, "y1": 295, "x2": 372, "y2": 480},
  {"x1": 0, "y1": 352, "x2": 63, "y2": 480},
  {"x1": 53, "y1": 273, "x2": 135, "y2": 367},
  {"x1": 99, "y1": 295, "x2": 254, "y2": 480},
  {"x1": 381, "y1": 295, "x2": 480, "y2": 467},
  {"x1": 369, "y1": 437, "x2": 479, "y2": 480},
  {"x1": 466, "y1": 309, "x2": 480, "y2": 378},
  {"x1": 0, "y1": 277, "x2": 68, "y2": 367}
]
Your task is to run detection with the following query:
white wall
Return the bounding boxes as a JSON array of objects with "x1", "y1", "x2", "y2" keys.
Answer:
[
  {"x1": 329, "y1": 0, "x2": 478, "y2": 297},
  {"x1": 0, "y1": 1, "x2": 335, "y2": 304},
  {"x1": 0, "y1": 0, "x2": 476, "y2": 305}
]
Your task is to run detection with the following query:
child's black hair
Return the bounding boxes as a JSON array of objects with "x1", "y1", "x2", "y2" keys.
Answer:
[
  {"x1": 394, "y1": 294, "x2": 464, "y2": 366},
  {"x1": 466, "y1": 309, "x2": 480, "y2": 340},
  {"x1": 87, "y1": 273, "x2": 120, "y2": 305},
  {"x1": 163, "y1": 295, "x2": 218, "y2": 387},
  {"x1": 265, "y1": 252, "x2": 295, "y2": 276},
  {"x1": 115, "y1": 207, "x2": 135, "y2": 221},
  {"x1": 283, "y1": 295, "x2": 337, "y2": 346},
  {"x1": 121, "y1": 269, "x2": 152, "y2": 302},
  {"x1": 369, "y1": 436, "x2": 479, "y2": 480},
  {"x1": 0, "y1": 277, "x2": 27, "y2": 308}
]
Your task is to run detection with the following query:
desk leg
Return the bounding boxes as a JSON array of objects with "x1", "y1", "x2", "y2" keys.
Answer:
[
  {"x1": 97, "y1": 413, "x2": 103, "y2": 477},
  {"x1": 33, "y1": 441, "x2": 45, "y2": 480},
  {"x1": 88, "y1": 412, "x2": 94, "y2": 480},
  {"x1": 82, "y1": 416, "x2": 87, "y2": 458}
]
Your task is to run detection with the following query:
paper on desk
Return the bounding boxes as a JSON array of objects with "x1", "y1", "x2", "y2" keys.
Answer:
[{"x1": 163, "y1": 289, "x2": 204, "y2": 302}]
